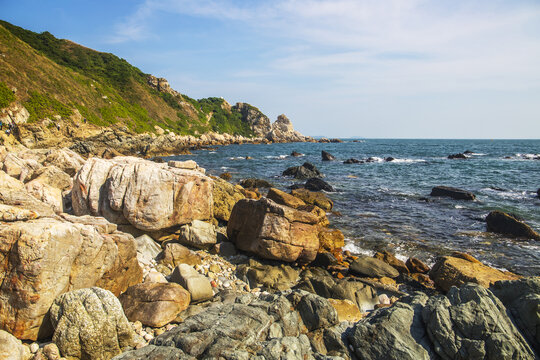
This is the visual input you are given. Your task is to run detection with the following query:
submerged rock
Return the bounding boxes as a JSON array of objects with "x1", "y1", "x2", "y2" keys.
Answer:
[
  {"x1": 343, "y1": 158, "x2": 361, "y2": 164},
  {"x1": 430, "y1": 186, "x2": 475, "y2": 200},
  {"x1": 486, "y1": 211, "x2": 540, "y2": 240},
  {"x1": 322, "y1": 150, "x2": 336, "y2": 161},
  {"x1": 448, "y1": 153, "x2": 467, "y2": 159}
]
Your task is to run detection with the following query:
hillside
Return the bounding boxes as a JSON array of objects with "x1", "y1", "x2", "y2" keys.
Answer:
[{"x1": 0, "y1": 20, "x2": 270, "y2": 137}]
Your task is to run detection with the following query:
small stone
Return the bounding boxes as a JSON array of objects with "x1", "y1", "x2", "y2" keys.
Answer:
[
  {"x1": 211, "y1": 280, "x2": 218, "y2": 288},
  {"x1": 378, "y1": 294, "x2": 390, "y2": 305},
  {"x1": 42, "y1": 343, "x2": 61, "y2": 360},
  {"x1": 30, "y1": 343, "x2": 40, "y2": 353},
  {"x1": 143, "y1": 333, "x2": 153, "y2": 341},
  {"x1": 154, "y1": 328, "x2": 165, "y2": 336},
  {"x1": 132, "y1": 321, "x2": 143, "y2": 334}
]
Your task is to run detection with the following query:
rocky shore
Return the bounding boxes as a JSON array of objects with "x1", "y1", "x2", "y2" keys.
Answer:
[{"x1": 0, "y1": 141, "x2": 539, "y2": 360}]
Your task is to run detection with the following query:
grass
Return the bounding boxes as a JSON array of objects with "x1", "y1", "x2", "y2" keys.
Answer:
[
  {"x1": 0, "y1": 81, "x2": 15, "y2": 108},
  {"x1": 24, "y1": 91, "x2": 72, "y2": 122}
]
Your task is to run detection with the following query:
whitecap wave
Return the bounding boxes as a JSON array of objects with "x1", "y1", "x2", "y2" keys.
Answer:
[
  {"x1": 390, "y1": 158, "x2": 426, "y2": 163},
  {"x1": 265, "y1": 155, "x2": 288, "y2": 159},
  {"x1": 342, "y1": 241, "x2": 373, "y2": 256}
]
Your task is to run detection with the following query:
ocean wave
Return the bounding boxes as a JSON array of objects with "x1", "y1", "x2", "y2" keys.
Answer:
[
  {"x1": 515, "y1": 153, "x2": 540, "y2": 160},
  {"x1": 390, "y1": 158, "x2": 426, "y2": 163},
  {"x1": 209, "y1": 151, "x2": 217, "y2": 154},
  {"x1": 471, "y1": 153, "x2": 487, "y2": 156},
  {"x1": 265, "y1": 155, "x2": 288, "y2": 159},
  {"x1": 229, "y1": 157, "x2": 246, "y2": 160},
  {"x1": 342, "y1": 241, "x2": 373, "y2": 256},
  {"x1": 481, "y1": 187, "x2": 529, "y2": 200}
]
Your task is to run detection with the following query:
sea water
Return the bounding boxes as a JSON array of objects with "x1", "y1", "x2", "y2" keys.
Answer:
[{"x1": 169, "y1": 139, "x2": 540, "y2": 276}]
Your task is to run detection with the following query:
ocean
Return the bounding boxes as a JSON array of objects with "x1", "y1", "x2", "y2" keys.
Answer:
[{"x1": 169, "y1": 139, "x2": 540, "y2": 276}]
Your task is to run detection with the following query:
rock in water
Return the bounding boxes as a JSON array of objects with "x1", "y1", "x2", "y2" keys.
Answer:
[
  {"x1": 283, "y1": 162, "x2": 323, "y2": 179},
  {"x1": 343, "y1": 158, "x2": 361, "y2": 164},
  {"x1": 119, "y1": 283, "x2": 190, "y2": 327},
  {"x1": 374, "y1": 251, "x2": 409, "y2": 274},
  {"x1": 486, "y1": 211, "x2": 540, "y2": 240},
  {"x1": 448, "y1": 153, "x2": 467, "y2": 159},
  {"x1": 72, "y1": 156, "x2": 213, "y2": 231},
  {"x1": 50, "y1": 287, "x2": 136, "y2": 360},
  {"x1": 429, "y1": 255, "x2": 520, "y2": 292},
  {"x1": 405, "y1": 257, "x2": 430, "y2": 274},
  {"x1": 290, "y1": 188, "x2": 333, "y2": 210},
  {"x1": 322, "y1": 150, "x2": 335, "y2": 161},
  {"x1": 239, "y1": 178, "x2": 273, "y2": 188},
  {"x1": 430, "y1": 186, "x2": 476, "y2": 200},
  {"x1": 305, "y1": 178, "x2": 334, "y2": 192},
  {"x1": 349, "y1": 255, "x2": 399, "y2": 278},
  {"x1": 227, "y1": 198, "x2": 320, "y2": 263}
]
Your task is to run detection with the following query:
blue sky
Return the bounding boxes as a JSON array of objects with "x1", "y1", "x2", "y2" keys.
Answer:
[{"x1": 2, "y1": 0, "x2": 540, "y2": 138}]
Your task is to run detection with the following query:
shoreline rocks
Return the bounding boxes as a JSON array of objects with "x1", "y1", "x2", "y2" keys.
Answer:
[
  {"x1": 486, "y1": 210, "x2": 540, "y2": 240},
  {"x1": 430, "y1": 185, "x2": 475, "y2": 200}
]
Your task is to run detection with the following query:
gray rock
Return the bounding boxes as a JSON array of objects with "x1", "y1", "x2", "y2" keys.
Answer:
[
  {"x1": 236, "y1": 260, "x2": 300, "y2": 291},
  {"x1": 283, "y1": 162, "x2": 323, "y2": 179},
  {"x1": 293, "y1": 292, "x2": 339, "y2": 331},
  {"x1": 177, "y1": 220, "x2": 217, "y2": 249},
  {"x1": 49, "y1": 287, "x2": 136, "y2": 360},
  {"x1": 486, "y1": 211, "x2": 540, "y2": 240},
  {"x1": 430, "y1": 186, "x2": 475, "y2": 200},
  {"x1": 322, "y1": 151, "x2": 336, "y2": 161},
  {"x1": 169, "y1": 264, "x2": 213, "y2": 303},
  {"x1": 112, "y1": 345, "x2": 194, "y2": 360},
  {"x1": 305, "y1": 177, "x2": 334, "y2": 192},
  {"x1": 256, "y1": 335, "x2": 312, "y2": 360},
  {"x1": 349, "y1": 255, "x2": 399, "y2": 278},
  {"x1": 135, "y1": 234, "x2": 162, "y2": 267}
]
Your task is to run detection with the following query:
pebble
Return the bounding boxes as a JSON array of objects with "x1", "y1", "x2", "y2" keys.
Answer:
[
  {"x1": 379, "y1": 294, "x2": 391, "y2": 305},
  {"x1": 132, "y1": 321, "x2": 143, "y2": 334},
  {"x1": 30, "y1": 342, "x2": 40, "y2": 353},
  {"x1": 154, "y1": 328, "x2": 165, "y2": 336},
  {"x1": 144, "y1": 333, "x2": 154, "y2": 341},
  {"x1": 165, "y1": 324, "x2": 176, "y2": 331}
]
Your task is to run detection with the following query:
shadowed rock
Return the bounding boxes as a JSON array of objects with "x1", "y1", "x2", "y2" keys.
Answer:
[
  {"x1": 486, "y1": 211, "x2": 540, "y2": 240},
  {"x1": 430, "y1": 186, "x2": 475, "y2": 200}
]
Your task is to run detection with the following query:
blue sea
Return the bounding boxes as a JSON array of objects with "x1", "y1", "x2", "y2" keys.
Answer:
[{"x1": 170, "y1": 139, "x2": 540, "y2": 276}]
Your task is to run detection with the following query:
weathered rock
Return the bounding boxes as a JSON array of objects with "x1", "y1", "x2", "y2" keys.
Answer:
[
  {"x1": 212, "y1": 177, "x2": 245, "y2": 222},
  {"x1": 422, "y1": 284, "x2": 535, "y2": 359},
  {"x1": 0, "y1": 185, "x2": 56, "y2": 217},
  {"x1": 328, "y1": 298, "x2": 363, "y2": 322},
  {"x1": 239, "y1": 178, "x2": 273, "y2": 189},
  {"x1": 156, "y1": 243, "x2": 201, "y2": 268},
  {"x1": 0, "y1": 217, "x2": 142, "y2": 340},
  {"x1": 322, "y1": 151, "x2": 335, "y2": 161},
  {"x1": 491, "y1": 277, "x2": 540, "y2": 353},
  {"x1": 168, "y1": 160, "x2": 203, "y2": 173},
  {"x1": 25, "y1": 179, "x2": 63, "y2": 213},
  {"x1": 374, "y1": 251, "x2": 409, "y2": 274},
  {"x1": 50, "y1": 287, "x2": 136, "y2": 360},
  {"x1": 293, "y1": 292, "x2": 339, "y2": 331},
  {"x1": 72, "y1": 157, "x2": 213, "y2": 231},
  {"x1": 28, "y1": 165, "x2": 73, "y2": 191},
  {"x1": 486, "y1": 211, "x2": 540, "y2": 240},
  {"x1": 448, "y1": 153, "x2": 467, "y2": 159},
  {"x1": 170, "y1": 264, "x2": 213, "y2": 303},
  {"x1": 234, "y1": 102, "x2": 272, "y2": 137},
  {"x1": 0, "y1": 203, "x2": 38, "y2": 222},
  {"x1": 318, "y1": 228, "x2": 345, "y2": 252},
  {"x1": 291, "y1": 188, "x2": 333, "y2": 210},
  {"x1": 0, "y1": 169, "x2": 25, "y2": 190},
  {"x1": 405, "y1": 257, "x2": 430, "y2": 274},
  {"x1": 266, "y1": 114, "x2": 310, "y2": 142},
  {"x1": 1, "y1": 152, "x2": 42, "y2": 182},
  {"x1": 0, "y1": 329, "x2": 32, "y2": 360},
  {"x1": 211, "y1": 241, "x2": 237, "y2": 257},
  {"x1": 237, "y1": 260, "x2": 300, "y2": 290},
  {"x1": 305, "y1": 178, "x2": 334, "y2": 192},
  {"x1": 283, "y1": 162, "x2": 322, "y2": 179},
  {"x1": 429, "y1": 255, "x2": 520, "y2": 292},
  {"x1": 119, "y1": 283, "x2": 190, "y2": 327},
  {"x1": 343, "y1": 158, "x2": 361, "y2": 164},
  {"x1": 227, "y1": 198, "x2": 320, "y2": 263},
  {"x1": 430, "y1": 186, "x2": 475, "y2": 200},
  {"x1": 349, "y1": 256, "x2": 400, "y2": 278},
  {"x1": 267, "y1": 187, "x2": 306, "y2": 209},
  {"x1": 177, "y1": 220, "x2": 217, "y2": 249},
  {"x1": 111, "y1": 345, "x2": 192, "y2": 360},
  {"x1": 42, "y1": 148, "x2": 85, "y2": 177},
  {"x1": 144, "y1": 269, "x2": 168, "y2": 284},
  {"x1": 134, "y1": 234, "x2": 162, "y2": 268}
]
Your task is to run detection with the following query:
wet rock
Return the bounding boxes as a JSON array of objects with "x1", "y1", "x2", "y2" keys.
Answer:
[
  {"x1": 0, "y1": 329, "x2": 32, "y2": 360},
  {"x1": 119, "y1": 283, "x2": 190, "y2": 327},
  {"x1": 343, "y1": 158, "x2": 361, "y2": 164},
  {"x1": 170, "y1": 264, "x2": 213, "y2": 303},
  {"x1": 291, "y1": 151, "x2": 303, "y2": 157},
  {"x1": 490, "y1": 277, "x2": 540, "y2": 353},
  {"x1": 239, "y1": 178, "x2": 273, "y2": 188},
  {"x1": 385, "y1": 157, "x2": 395, "y2": 162},
  {"x1": 486, "y1": 211, "x2": 540, "y2": 240},
  {"x1": 374, "y1": 251, "x2": 409, "y2": 274},
  {"x1": 305, "y1": 178, "x2": 334, "y2": 192},
  {"x1": 322, "y1": 151, "x2": 335, "y2": 161},
  {"x1": 237, "y1": 260, "x2": 300, "y2": 291},
  {"x1": 405, "y1": 257, "x2": 430, "y2": 274},
  {"x1": 267, "y1": 187, "x2": 307, "y2": 209},
  {"x1": 177, "y1": 220, "x2": 217, "y2": 249},
  {"x1": 50, "y1": 287, "x2": 136, "y2": 360},
  {"x1": 349, "y1": 256, "x2": 399, "y2": 278},
  {"x1": 429, "y1": 255, "x2": 520, "y2": 292},
  {"x1": 448, "y1": 153, "x2": 467, "y2": 159},
  {"x1": 283, "y1": 162, "x2": 323, "y2": 179},
  {"x1": 318, "y1": 228, "x2": 345, "y2": 252},
  {"x1": 156, "y1": 243, "x2": 202, "y2": 268},
  {"x1": 227, "y1": 198, "x2": 320, "y2": 263},
  {"x1": 430, "y1": 186, "x2": 475, "y2": 200},
  {"x1": 212, "y1": 177, "x2": 245, "y2": 222},
  {"x1": 290, "y1": 188, "x2": 333, "y2": 210}
]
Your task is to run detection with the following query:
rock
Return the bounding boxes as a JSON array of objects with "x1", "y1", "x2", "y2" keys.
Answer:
[
  {"x1": 429, "y1": 255, "x2": 521, "y2": 292},
  {"x1": 374, "y1": 251, "x2": 409, "y2": 274},
  {"x1": 448, "y1": 153, "x2": 467, "y2": 159},
  {"x1": 290, "y1": 188, "x2": 333, "y2": 210},
  {"x1": 266, "y1": 114, "x2": 310, "y2": 142},
  {"x1": 227, "y1": 198, "x2": 320, "y2": 263},
  {"x1": 294, "y1": 292, "x2": 339, "y2": 331},
  {"x1": 177, "y1": 220, "x2": 217, "y2": 249},
  {"x1": 144, "y1": 269, "x2": 168, "y2": 284},
  {"x1": 239, "y1": 178, "x2": 273, "y2": 188},
  {"x1": 486, "y1": 211, "x2": 540, "y2": 240},
  {"x1": 0, "y1": 329, "x2": 32, "y2": 360},
  {"x1": 343, "y1": 158, "x2": 361, "y2": 164},
  {"x1": 305, "y1": 178, "x2": 334, "y2": 192},
  {"x1": 422, "y1": 284, "x2": 534, "y2": 359},
  {"x1": 291, "y1": 151, "x2": 303, "y2": 157},
  {"x1": 405, "y1": 257, "x2": 430, "y2": 274},
  {"x1": 72, "y1": 156, "x2": 213, "y2": 231},
  {"x1": 49, "y1": 287, "x2": 136, "y2": 360},
  {"x1": 322, "y1": 151, "x2": 335, "y2": 161},
  {"x1": 327, "y1": 298, "x2": 363, "y2": 322},
  {"x1": 212, "y1": 177, "x2": 245, "y2": 222},
  {"x1": 0, "y1": 203, "x2": 38, "y2": 222},
  {"x1": 212, "y1": 241, "x2": 237, "y2": 257},
  {"x1": 490, "y1": 277, "x2": 540, "y2": 353},
  {"x1": 233, "y1": 102, "x2": 272, "y2": 137},
  {"x1": 302, "y1": 205, "x2": 330, "y2": 227},
  {"x1": 156, "y1": 243, "x2": 201, "y2": 268},
  {"x1": 119, "y1": 283, "x2": 190, "y2": 327},
  {"x1": 430, "y1": 186, "x2": 475, "y2": 200},
  {"x1": 267, "y1": 187, "x2": 306, "y2": 209},
  {"x1": 450, "y1": 251, "x2": 482, "y2": 264},
  {"x1": 0, "y1": 169, "x2": 25, "y2": 190},
  {"x1": 237, "y1": 260, "x2": 300, "y2": 291},
  {"x1": 42, "y1": 343, "x2": 61, "y2": 360},
  {"x1": 169, "y1": 264, "x2": 213, "y2": 303},
  {"x1": 349, "y1": 256, "x2": 400, "y2": 278},
  {"x1": 311, "y1": 252, "x2": 338, "y2": 268},
  {"x1": 1, "y1": 152, "x2": 42, "y2": 182},
  {"x1": 283, "y1": 162, "x2": 322, "y2": 179},
  {"x1": 29, "y1": 165, "x2": 73, "y2": 191},
  {"x1": 111, "y1": 345, "x2": 191, "y2": 360},
  {"x1": 42, "y1": 148, "x2": 85, "y2": 177},
  {"x1": 219, "y1": 172, "x2": 232, "y2": 180},
  {"x1": 25, "y1": 179, "x2": 63, "y2": 213},
  {"x1": 385, "y1": 157, "x2": 395, "y2": 162},
  {"x1": 0, "y1": 217, "x2": 142, "y2": 340},
  {"x1": 167, "y1": 160, "x2": 203, "y2": 172},
  {"x1": 0, "y1": 184, "x2": 56, "y2": 217},
  {"x1": 134, "y1": 234, "x2": 162, "y2": 268},
  {"x1": 318, "y1": 228, "x2": 345, "y2": 252}
]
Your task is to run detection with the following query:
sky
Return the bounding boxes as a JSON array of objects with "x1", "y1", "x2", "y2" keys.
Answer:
[{"x1": 1, "y1": 0, "x2": 540, "y2": 138}]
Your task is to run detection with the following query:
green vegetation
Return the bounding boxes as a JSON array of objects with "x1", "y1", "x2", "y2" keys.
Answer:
[
  {"x1": 199, "y1": 97, "x2": 254, "y2": 136},
  {"x1": 0, "y1": 81, "x2": 15, "y2": 108},
  {"x1": 24, "y1": 91, "x2": 72, "y2": 122}
]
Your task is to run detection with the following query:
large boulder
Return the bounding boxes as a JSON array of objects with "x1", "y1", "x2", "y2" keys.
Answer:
[
  {"x1": 292, "y1": 292, "x2": 339, "y2": 331},
  {"x1": 0, "y1": 217, "x2": 142, "y2": 340},
  {"x1": 283, "y1": 162, "x2": 322, "y2": 179},
  {"x1": 72, "y1": 157, "x2": 213, "y2": 231},
  {"x1": 1, "y1": 152, "x2": 42, "y2": 182},
  {"x1": 42, "y1": 147, "x2": 86, "y2": 177},
  {"x1": 486, "y1": 211, "x2": 540, "y2": 240},
  {"x1": 50, "y1": 287, "x2": 137, "y2": 360},
  {"x1": 212, "y1": 177, "x2": 245, "y2": 222},
  {"x1": 430, "y1": 186, "x2": 475, "y2": 200},
  {"x1": 0, "y1": 330, "x2": 32, "y2": 360},
  {"x1": 28, "y1": 165, "x2": 73, "y2": 191},
  {"x1": 177, "y1": 220, "x2": 217, "y2": 249},
  {"x1": 25, "y1": 179, "x2": 63, "y2": 213},
  {"x1": 374, "y1": 251, "x2": 409, "y2": 274},
  {"x1": 290, "y1": 188, "x2": 333, "y2": 210},
  {"x1": 119, "y1": 283, "x2": 190, "y2": 327},
  {"x1": 429, "y1": 255, "x2": 520, "y2": 292},
  {"x1": 227, "y1": 198, "x2": 320, "y2": 263},
  {"x1": 267, "y1": 187, "x2": 306, "y2": 209},
  {"x1": 349, "y1": 255, "x2": 400, "y2": 278}
]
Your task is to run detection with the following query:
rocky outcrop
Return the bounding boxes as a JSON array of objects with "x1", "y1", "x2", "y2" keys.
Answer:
[
  {"x1": 283, "y1": 162, "x2": 322, "y2": 179},
  {"x1": 349, "y1": 256, "x2": 400, "y2": 278},
  {"x1": 0, "y1": 216, "x2": 142, "y2": 340},
  {"x1": 266, "y1": 114, "x2": 311, "y2": 143},
  {"x1": 290, "y1": 188, "x2": 333, "y2": 210},
  {"x1": 147, "y1": 75, "x2": 180, "y2": 97},
  {"x1": 486, "y1": 211, "x2": 540, "y2": 240},
  {"x1": 212, "y1": 177, "x2": 245, "y2": 222},
  {"x1": 321, "y1": 151, "x2": 335, "y2": 161},
  {"x1": 119, "y1": 283, "x2": 190, "y2": 327},
  {"x1": 305, "y1": 178, "x2": 334, "y2": 192},
  {"x1": 429, "y1": 255, "x2": 520, "y2": 292},
  {"x1": 50, "y1": 287, "x2": 137, "y2": 360},
  {"x1": 430, "y1": 186, "x2": 475, "y2": 200},
  {"x1": 233, "y1": 102, "x2": 272, "y2": 137},
  {"x1": 72, "y1": 157, "x2": 213, "y2": 231},
  {"x1": 227, "y1": 198, "x2": 320, "y2": 263}
]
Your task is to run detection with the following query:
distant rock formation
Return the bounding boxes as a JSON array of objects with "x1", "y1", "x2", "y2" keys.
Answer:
[
  {"x1": 147, "y1": 75, "x2": 180, "y2": 97},
  {"x1": 233, "y1": 102, "x2": 272, "y2": 137},
  {"x1": 266, "y1": 114, "x2": 312, "y2": 143}
]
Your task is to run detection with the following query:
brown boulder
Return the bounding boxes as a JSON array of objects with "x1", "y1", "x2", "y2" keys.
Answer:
[
  {"x1": 156, "y1": 243, "x2": 202, "y2": 268},
  {"x1": 227, "y1": 198, "x2": 320, "y2": 263},
  {"x1": 429, "y1": 255, "x2": 521, "y2": 292},
  {"x1": 374, "y1": 251, "x2": 409, "y2": 274},
  {"x1": 486, "y1": 211, "x2": 540, "y2": 240},
  {"x1": 212, "y1": 177, "x2": 245, "y2": 222},
  {"x1": 405, "y1": 257, "x2": 430, "y2": 274},
  {"x1": 119, "y1": 283, "x2": 190, "y2": 327},
  {"x1": 267, "y1": 187, "x2": 306, "y2": 209},
  {"x1": 318, "y1": 228, "x2": 345, "y2": 252},
  {"x1": 291, "y1": 188, "x2": 333, "y2": 210}
]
